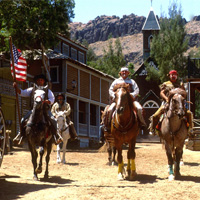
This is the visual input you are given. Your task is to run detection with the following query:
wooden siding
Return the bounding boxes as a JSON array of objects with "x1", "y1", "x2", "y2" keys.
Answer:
[
  {"x1": 67, "y1": 65, "x2": 78, "y2": 95},
  {"x1": 101, "y1": 79, "x2": 110, "y2": 104},
  {"x1": 91, "y1": 75, "x2": 100, "y2": 102},
  {"x1": 80, "y1": 70, "x2": 90, "y2": 99}
]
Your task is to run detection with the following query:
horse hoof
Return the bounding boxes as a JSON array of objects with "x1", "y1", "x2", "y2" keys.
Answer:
[
  {"x1": 168, "y1": 174, "x2": 175, "y2": 181},
  {"x1": 36, "y1": 167, "x2": 42, "y2": 174},
  {"x1": 117, "y1": 173, "x2": 124, "y2": 181},
  {"x1": 57, "y1": 160, "x2": 61, "y2": 164},
  {"x1": 129, "y1": 171, "x2": 137, "y2": 181}
]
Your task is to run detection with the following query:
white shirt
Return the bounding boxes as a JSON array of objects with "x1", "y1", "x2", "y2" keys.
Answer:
[
  {"x1": 109, "y1": 77, "x2": 139, "y2": 99},
  {"x1": 20, "y1": 87, "x2": 55, "y2": 105}
]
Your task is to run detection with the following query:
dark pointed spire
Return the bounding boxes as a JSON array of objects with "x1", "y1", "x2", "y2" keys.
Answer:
[{"x1": 142, "y1": 7, "x2": 160, "y2": 30}]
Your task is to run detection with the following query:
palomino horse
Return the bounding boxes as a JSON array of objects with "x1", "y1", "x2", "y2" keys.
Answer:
[
  {"x1": 111, "y1": 83, "x2": 139, "y2": 180},
  {"x1": 26, "y1": 85, "x2": 53, "y2": 180},
  {"x1": 55, "y1": 111, "x2": 70, "y2": 164},
  {"x1": 160, "y1": 88, "x2": 188, "y2": 181}
]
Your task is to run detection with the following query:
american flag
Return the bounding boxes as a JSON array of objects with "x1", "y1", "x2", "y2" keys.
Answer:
[{"x1": 10, "y1": 44, "x2": 27, "y2": 82}]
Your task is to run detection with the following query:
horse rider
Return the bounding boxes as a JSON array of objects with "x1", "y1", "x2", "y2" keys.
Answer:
[
  {"x1": 51, "y1": 93, "x2": 78, "y2": 141},
  {"x1": 149, "y1": 70, "x2": 193, "y2": 135},
  {"x1": 13, "y1": 74, "x2": 63, "y2": 145},
  {"x1": 101, "y1": 67, "x2": 146, "y2": 134}
]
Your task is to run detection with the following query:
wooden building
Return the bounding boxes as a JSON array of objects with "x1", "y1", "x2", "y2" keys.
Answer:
[
  {"x1": 0, "y1": 35, "x2": 114, "y2": 148},
  {"x1": 132, "y1": 7, "x2": 161, "y2": 135}
]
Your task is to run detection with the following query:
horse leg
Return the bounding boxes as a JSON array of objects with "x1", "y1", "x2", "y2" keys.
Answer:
[
  {"x1": 62, "y1": 140, "x2": 68, "y2": 164},
  {"x1": 127, "y1": 140, "x2": 137, "y2": 181},
  {"x1": 28, "y1": 142, "x2": 38, "y2": 180},
  {"x1": 174, "y1": 147, "x2": 183, "y2": 179},
  {"x1": 117, "y1": 147, "x2": 125, "y2": 180},
  {"x1": 112, "y1": 146, "x2": 117, "y2": 166},
  {"x1": 57, "y1": 143, "x2": 61, "y2": 163},
  {"x1": 165, "y1": 143, "x2": 174, "y2": 181},
  {"x1": 107, "y1": 145, "x2": 112, "y2": 165},
  {"x1": 36, "y1": 146, "x2": 44, "y2": 174},
  {"x1": 44, "y1": 142, "x2": 52, "y2": 179}
]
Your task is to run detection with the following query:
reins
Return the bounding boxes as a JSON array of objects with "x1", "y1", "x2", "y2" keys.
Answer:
[{"x1": 112, "y1": 109, "x2": 134, "y2": 133}]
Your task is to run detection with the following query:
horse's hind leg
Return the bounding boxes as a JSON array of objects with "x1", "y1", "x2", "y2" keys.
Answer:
[
  {"x1": 107, "y1": 146, "x2": 112, "y2": 165},
  {"x1": 112, "y1": 146, "x2": 117, "y2": 165}
]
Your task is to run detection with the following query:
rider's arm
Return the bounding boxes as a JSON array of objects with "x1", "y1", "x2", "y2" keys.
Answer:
[
  {"x1": 160, "y1": 89, "x2": 168, "y2": 102},
  {"x1": 64, "y1": 103, "x2": 71, "y2": 116},
  {"x1": 51, "y1": 103, "x2": 56, "y2": 116},
  {"x1": 109, "y1": 80, "x2": 117, "y2": 100},
  {"x1": 13, "y1": 82, "x2": 33, "y2": 96},
  {"x1": 47, "y1": 89, "x2": 55, "y2": 105},
  {"x1": 130, "y1": 80, "x2": 139, "y2": 99}
]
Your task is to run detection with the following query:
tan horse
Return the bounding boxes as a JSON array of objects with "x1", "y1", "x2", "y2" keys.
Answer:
[
  {"x1": 160, "y1": 88, "x2": 188, "y2": 181},
  {"x1": 111, "y1": 83, "x2": 139, "y2": 180}
]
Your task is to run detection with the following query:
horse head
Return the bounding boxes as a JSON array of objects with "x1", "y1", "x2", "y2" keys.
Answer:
[
  {"x1": 113, "y1": 83, "x2": 132, "y2": 114},
  {"x1": 167, "y1": 88, "x2": 186, "y2": 119},
  {"x1": 55, "y1": 111, "x2": 68, "y2": 132},
  {"x1": 33, "y1": 84, "x2": 48, "y2": 108}
]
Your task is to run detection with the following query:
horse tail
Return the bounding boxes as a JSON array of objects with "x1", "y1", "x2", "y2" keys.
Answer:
[{"x1": 98, "y1": 143, "x2": 107, "y2": 152}]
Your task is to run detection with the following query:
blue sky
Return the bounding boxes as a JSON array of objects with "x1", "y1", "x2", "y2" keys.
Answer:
[{"x1": 72, "y1": 0, "x2": 199, "y2": 23}]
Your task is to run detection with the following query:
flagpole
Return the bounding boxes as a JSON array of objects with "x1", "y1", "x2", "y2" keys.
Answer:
[{"x1": 9, "y1": 36, "x2": 22, "y2": 136}]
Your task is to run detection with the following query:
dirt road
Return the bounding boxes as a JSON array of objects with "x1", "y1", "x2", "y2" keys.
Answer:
[{"x1": 0, "y1": 142, "x2": 200, "y2": 200}]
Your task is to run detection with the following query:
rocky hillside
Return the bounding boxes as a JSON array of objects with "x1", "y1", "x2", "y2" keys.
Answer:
[{"x1": 69, "y1": 14, "x2": 200, "y2": 70}]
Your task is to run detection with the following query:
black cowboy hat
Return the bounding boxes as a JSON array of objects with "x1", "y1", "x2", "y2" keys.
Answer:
[{"x1": 34, "y1": 74, "x2": 47, "y2": 83}]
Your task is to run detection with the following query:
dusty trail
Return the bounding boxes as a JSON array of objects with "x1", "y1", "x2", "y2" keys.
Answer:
[{"x1": 0, "y1": 142, "x2": 200, "y2": 200}]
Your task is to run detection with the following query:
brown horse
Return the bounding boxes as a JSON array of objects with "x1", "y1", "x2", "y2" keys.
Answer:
[
  {"x1": 99, "y1": 108, "x2": 117, "y2": 166},
  {"x1": 111, "y1": 83, "x2": 139, "y2": 180},
  {"x1": 160, "y1": 88, "x2": 188, "y2": 181}
]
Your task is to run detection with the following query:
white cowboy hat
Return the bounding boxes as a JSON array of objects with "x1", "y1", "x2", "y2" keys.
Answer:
[{"x1": 119, "y1": 67, "x2": 130, "y2": 74}]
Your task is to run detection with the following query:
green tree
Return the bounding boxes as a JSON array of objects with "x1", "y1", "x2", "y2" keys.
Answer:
[
  {"x1": 91, "y1": 38, "x2": 126, "y2": 77},
  {"x1": 147, "y1": 0, "x2": 188, "y2": 82},
  {"x1": 0, "y1": 0, "x2": 75, "y2": 53}
]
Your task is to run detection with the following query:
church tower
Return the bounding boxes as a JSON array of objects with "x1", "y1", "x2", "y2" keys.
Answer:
[{"x1": 142, "y1": 6, "x2": 160, "y2": 61}]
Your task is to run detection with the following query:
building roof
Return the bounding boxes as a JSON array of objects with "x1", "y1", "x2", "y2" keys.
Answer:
[
  {"x1": 142, "y1": 7, "x2": 160, "y2": 31},
  {"x1": 23, "y1": 49, "x2": 115, "y2": 80}
]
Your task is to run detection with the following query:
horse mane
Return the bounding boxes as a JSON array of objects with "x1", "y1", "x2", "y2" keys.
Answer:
[
  {"x1": 113, "y1": 83, "x2": 133, "y2": 110},
  {"x1": 168, "y1": 88, "x2": 187, "y2": 102},
  {"x1": 113, "y1": 83, "x2": 130, "y2": 92}
]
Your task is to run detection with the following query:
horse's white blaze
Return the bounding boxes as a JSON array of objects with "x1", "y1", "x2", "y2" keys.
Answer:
[{"x1": 117, "y1": 88, "x2": 122, "y2": 106}]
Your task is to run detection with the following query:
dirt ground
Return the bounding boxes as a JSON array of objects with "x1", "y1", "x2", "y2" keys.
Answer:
[{"x1": 0, "y1": 140, "x2": 200, "y2": 200}]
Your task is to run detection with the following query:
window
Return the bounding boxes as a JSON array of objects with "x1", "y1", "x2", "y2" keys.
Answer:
[
  {"x1": 90, "y1": 104, "x2": 96, "y2": 126},
  {"x1": 79, "y1": 51, "x2": 85, "y2": 64},
  {"x1": 54, "y1": 41, "x2": 61, "y2": 53},
  {"x1": 143, "y1": 100, "x2": 159, "y2": 108},
  {"x1": 50, "y1": 66, "x2": 59, "y2": 83},
  {"x1": 71, "y1": 48, "x2": 77, "y2": 60},
  {"x1": 148, "y1": 35, "x2": 153, "y2": 49},
  {"x1": 63, "y1": 43, "x2": 69, "y2": 57},
  {"x1": 79, "y1": 101, "x2": 86, "y2": 124}
]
